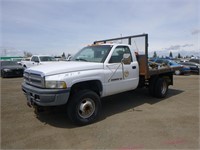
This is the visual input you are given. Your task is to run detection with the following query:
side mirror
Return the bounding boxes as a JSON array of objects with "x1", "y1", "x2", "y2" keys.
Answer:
[{"x1": 122, "y1": 53, "x2": 131, "y2": 65}]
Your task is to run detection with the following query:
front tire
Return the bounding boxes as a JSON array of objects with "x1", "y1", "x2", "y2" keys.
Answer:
[
  {"x1": 67, "y1": 90, "x2": 101, "y2": 125},
  {"x1": 1, "y1": 71, "x2": 6, "y2": 78}
]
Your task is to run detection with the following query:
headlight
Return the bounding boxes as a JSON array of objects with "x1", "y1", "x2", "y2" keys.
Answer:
[
  {"x1": 45, "y1": 81, "x2": 67, "y2": 89},
  {"x1": 3, "y1": 68, "x2": 11, "y2": 72}
]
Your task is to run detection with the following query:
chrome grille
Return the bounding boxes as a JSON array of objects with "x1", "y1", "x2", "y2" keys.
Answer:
[{"x1": 24, "y1": 72, "x2": 44, "y2": 88}]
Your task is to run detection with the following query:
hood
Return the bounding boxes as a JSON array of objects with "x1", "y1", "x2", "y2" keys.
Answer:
[
  {"x1": 26, "y1": 61, "x2": 103, "y2": 76},
  {"x1": 1, "y1": 65, "x2": 24, "y2": 70}
]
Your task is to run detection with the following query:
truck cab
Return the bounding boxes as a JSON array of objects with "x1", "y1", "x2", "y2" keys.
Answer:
[
  {"x1": 70, "y1": 44, "x2": 139, "y2": 96},
  {"x1": 21, "y1": 55, "x2": 56, "y2": 68},
  {"x1": 22, "y1": 43, "x2": 139, "y2": 125}
]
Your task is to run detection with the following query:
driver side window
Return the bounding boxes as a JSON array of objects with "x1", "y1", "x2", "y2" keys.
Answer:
[
  {"x1": 109, "y1": 46, "x2": 132, "y2": 63},
  {"x1": 31, "y1": 56, "x2": 39, "y2": 62},
  {"x1": 31, "y1": 57, "x2": 35, "y2": 62},
  {"x1": 35, "y1": 57, "x2": 39, "y2": 62}
]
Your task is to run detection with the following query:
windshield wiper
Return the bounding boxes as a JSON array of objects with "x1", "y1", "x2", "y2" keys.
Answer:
[{"x1": 75, "y1": 58, "x2": 87, "y2": 62}]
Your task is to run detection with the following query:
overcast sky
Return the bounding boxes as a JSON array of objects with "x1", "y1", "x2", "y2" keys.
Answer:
[{"x1": 1, "y1": 0, "x2": 199, "y2": 57}]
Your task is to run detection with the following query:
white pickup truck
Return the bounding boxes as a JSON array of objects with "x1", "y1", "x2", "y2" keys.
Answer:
[
  {"x1": 21, "y1": 55, "x2": 56, "y2": 68},
  {"x1": 22, "y1": 34, "x2": 180, "y2": 125}
]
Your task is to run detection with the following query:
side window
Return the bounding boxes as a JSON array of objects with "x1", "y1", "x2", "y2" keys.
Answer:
[
  {"x1": 35, "y1": 57, "x2": 39, "y2": 62},
  {"x1": 109, "y1": 46, "x2": 132, "y2": 63},
  {"x1": 31, "y1": 57, "x2": 35, "y2": 62}
]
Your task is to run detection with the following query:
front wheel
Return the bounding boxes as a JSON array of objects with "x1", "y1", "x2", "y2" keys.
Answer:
[
  {"x1": 67, "y1": 90, "x2": 101, "y2": 125},
  {"x1": 1, "y1": 71, "x2": 6, "y2": 78},
  {"x1": 154, "y1": 78, "x2": 168, "y2": 98},
  {"x1": 23, "y1": 65, "x2": 27, "y2": 69}
]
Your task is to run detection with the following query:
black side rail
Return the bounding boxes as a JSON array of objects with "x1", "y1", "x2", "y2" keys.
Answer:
[{"x1": 94, "y1": 33, "x2": 148, "y2": 48}]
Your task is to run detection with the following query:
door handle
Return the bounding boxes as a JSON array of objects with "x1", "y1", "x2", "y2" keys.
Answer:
[{"x1": 132, "y1": 66, "x2": 136, "y2": 69}]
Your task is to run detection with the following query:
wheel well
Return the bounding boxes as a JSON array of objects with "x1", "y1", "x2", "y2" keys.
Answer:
[
  {"x1": 70, "y1": 80, "x2": 103, "y2": 97},
  {"x1": 149, "y1": 72, "x2": 173, "y2": 86}
]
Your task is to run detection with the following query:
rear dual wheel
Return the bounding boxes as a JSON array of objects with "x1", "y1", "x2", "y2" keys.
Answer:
[
  {"x1": 149, "y1": 78, "x2": 168, "y2": 98},
  {"x1": 155, "y1": 78, "x2": 168, "y2": 98}
]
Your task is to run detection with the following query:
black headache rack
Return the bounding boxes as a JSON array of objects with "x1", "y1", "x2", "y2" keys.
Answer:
[
  {"x1": 94, "y1": 34, "x2": 179, "y2": 80},
  {"x1": 94, "y1": 34, "x2": 151, "y2": 79}
]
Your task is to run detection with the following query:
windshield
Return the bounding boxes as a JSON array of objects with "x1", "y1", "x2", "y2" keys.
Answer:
[
  {"x1": 40, "y1": 56, "x2": 56, "y2": 62},
  {"x1": 1, "y1": 61, "x2": 18, "y2": 66},
  {"x1": 71, "y1": 45, "x2": 112, "y2": 63}
]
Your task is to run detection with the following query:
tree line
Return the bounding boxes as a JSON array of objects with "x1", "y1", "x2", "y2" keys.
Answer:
[{"x1": 152, "y1": 51, "x2": 194, "y2": 58}]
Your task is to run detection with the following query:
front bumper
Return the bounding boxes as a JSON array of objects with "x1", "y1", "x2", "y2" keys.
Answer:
[
  {"x1": 2, "y1": 70, "x2": 24, "y2": 77},
  {"x1": 22, "y1": 82, "x2": 70, "y2": 106}
]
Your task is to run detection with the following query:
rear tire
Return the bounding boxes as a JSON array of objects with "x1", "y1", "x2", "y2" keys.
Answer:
[
  {"x1": 154, "y1": 78, "x2": 168, "y2": 98},
  {"x1": 67, "y1": 90, "x2": 101, "y2": 125},
  {"x1": 148, "y1": 77, "x2": 157, "y2": 96}
]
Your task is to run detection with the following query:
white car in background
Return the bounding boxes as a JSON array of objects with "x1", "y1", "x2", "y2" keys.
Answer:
[{"x1": 21, "y1": 55, "x2": 57, "y2": 68}]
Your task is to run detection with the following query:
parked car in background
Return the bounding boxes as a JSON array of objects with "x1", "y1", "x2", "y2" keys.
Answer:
[
  {"x1": 179, "y1": 59, "x2": 189, "y2": 62},
  {"x1": 179, "y1": 62, "x2": 200, "y2": 74},
  {"x1": 0, "y1": 61, "x2": 24, "y2": 78},
  {"x1": 152, "y1": 58, "x2": 190, "y2": 75},
  {"x1": 21, "y1": 55, "x2": 56, "y2": 68},
  {"x1": 189, "y1": 59, "x2": 200, "y2": 64}
]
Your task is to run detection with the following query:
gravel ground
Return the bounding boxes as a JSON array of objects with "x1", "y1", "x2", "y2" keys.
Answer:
[{"x1": 1, "y1": 75, "x2": 199, "y2": 149}]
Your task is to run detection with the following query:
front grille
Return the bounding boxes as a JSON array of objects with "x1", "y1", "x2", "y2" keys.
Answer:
[{"x1": 24, "y1": 72, "x2": 44, "y2": 88}]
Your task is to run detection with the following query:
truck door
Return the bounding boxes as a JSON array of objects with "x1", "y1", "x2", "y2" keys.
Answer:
[
  {"x1": 104, "y1": 46, "x2": 139, "y2": 96},
  {"x1": 30, "y1": 56, "x2": 39, "y2": 67}
]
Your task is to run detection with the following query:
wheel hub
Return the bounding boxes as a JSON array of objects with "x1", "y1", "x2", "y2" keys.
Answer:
[
  {"x1": 78, "y1": 98, "x2": 95, "y2": 119},
  {"x1": 161, "y1": 81, "x2": 167, "y2": 95}
]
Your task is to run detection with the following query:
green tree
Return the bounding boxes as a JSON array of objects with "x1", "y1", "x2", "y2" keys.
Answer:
[
  {"x1": 178, "y1": 53, "x2": 182, "y2": 58},
  {"x1": 23, "y1": 51, "x2": 32, "y2": 57},
  {"x1": 153, "y1": 51, "x2": 157, "y2": 58},
  {"x1": 169, "y1": 51, "x2": 173, "y2": 58},
  {"x1": 62, "y1": 52, "x2": 66, "y2": 59}
]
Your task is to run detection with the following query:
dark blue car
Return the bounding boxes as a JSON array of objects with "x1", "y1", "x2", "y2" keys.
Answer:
[{"x1": 151, "y1": 58, "x2": 190, "y2": 75}]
